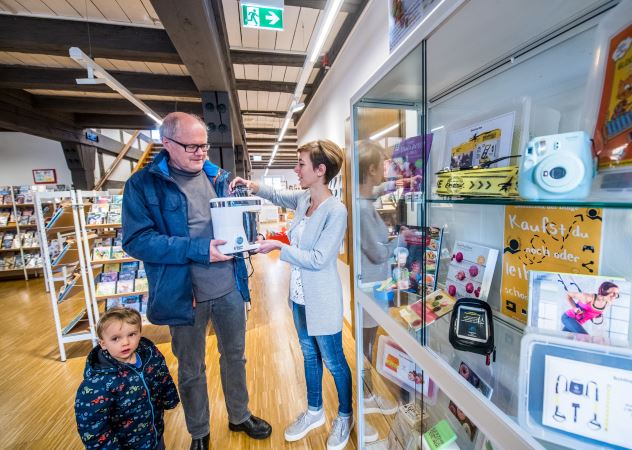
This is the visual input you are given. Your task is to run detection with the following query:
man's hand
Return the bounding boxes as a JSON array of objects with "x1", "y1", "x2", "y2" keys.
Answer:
[
  {"x1": 255, "y1": 239, "x2": 283, "y2": 254},
  {"x1": 229, "y1": 177, "x2": 259, "y2": 194},
  {"x1": 210, "y1": 239, "x2": 233, "y2": 262}
]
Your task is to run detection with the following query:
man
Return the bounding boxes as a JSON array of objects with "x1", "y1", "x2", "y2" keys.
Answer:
[{"x1": 122, "y1": 112, "x2": 272, "y2": 450}]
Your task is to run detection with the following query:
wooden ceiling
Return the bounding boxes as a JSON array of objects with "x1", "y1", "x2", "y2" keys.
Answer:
[{"x1": 0, "y1": 0, "x2": 368, "y2": 169}]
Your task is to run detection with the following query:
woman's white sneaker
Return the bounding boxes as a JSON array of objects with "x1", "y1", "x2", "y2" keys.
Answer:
[
  {"x1": 284, "y1": 409, "x2": 325, "y2": 442},
  {"x1": 327, "y1": 414, "x2": 354, "y2": 450}
]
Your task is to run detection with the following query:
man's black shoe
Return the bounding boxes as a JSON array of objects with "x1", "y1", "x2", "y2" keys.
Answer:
[
  {"x1": 228, "y1": 415, "x2": 272, "y2": 439},
  {"x1": 190, "y1": 433, "x2": 210, "y2": 450}
]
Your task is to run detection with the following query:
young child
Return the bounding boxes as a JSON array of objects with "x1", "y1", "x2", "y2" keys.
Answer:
[{"x1": 75, "y1": 307, "x2": 179, "y2": 449}]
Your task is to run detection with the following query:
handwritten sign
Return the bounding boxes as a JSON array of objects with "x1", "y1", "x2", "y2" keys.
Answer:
[{"x1": 501, "y1": 206, "x2": 603, "y2": 323}]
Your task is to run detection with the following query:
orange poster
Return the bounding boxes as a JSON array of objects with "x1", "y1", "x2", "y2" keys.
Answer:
[
  {"x1": 594, "y1": 24, "x2": 632, "y2": 168},
  {"x1": 501, "y1": 206, "x2": 603, "y2": 323}
]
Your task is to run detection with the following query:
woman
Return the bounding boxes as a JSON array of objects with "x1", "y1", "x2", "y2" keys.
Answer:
[
  {"x1": 230, "y1": 140, "x2": 353, "y2": 450},
  {"x1": 561, "y1": 281, "x2": 620, "y2": 334}
]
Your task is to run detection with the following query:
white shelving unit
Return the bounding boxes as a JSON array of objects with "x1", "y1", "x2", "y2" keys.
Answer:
[{"x1": 35, "y1": 191, "x2": 97, "y2": 361}]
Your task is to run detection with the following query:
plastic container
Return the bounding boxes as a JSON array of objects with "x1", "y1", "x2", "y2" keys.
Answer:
[{"x1": 518, "y1": 331, "x2": 632, "y2": 450}]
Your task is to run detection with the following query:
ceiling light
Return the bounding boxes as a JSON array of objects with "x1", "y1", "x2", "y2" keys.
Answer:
[
  {"x1": 268, "y1": 144, "x2": 280, "y2": 166},
  {"x1": 253, "y1": 155, "x2": 262, "y2": 162},
  {"x1": 264, "y1": 167, "x2": 269, "y2": 176},
  {"x1": 292, "y1": 102, "x2": 305, "y2": 113},
  {"x1": 69, "y1": 47, "x2": 163, "y2": 126},
  {"x1": 431, "y1": 125, "x2": 445, "y2": 132},
  {"x1": 308, "y1": 0, "x2": 344, "y2": 63},
  {"x1": 277, "y1": 119, "x2": 290, "y2": 142},
  {"x1": 369, "y1": 123, "x2": 399, "y2": 140}
]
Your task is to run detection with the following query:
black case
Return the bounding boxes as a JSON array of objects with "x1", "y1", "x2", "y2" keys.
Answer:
[{"x1": 449, "y1": 298, "x2": 496, "y2": 364}]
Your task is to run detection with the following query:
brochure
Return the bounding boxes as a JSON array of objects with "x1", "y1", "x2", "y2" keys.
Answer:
[{"x1": 446, "y1": 241, "x2": 498, "y2": 300}]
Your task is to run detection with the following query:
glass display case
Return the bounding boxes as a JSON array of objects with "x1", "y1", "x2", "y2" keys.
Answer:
[{"x1": 351, "y1": 1, "x2": 631, "y2": 449}]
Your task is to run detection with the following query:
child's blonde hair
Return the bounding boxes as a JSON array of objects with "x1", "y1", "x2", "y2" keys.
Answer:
[{"x1": 97, "y1": 307, "x2": 142, "y2": 339}]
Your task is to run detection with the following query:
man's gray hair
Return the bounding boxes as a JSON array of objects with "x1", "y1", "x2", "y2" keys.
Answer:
[{"x1": 159, "y1": 112, "x2": 206, "y2": 139}]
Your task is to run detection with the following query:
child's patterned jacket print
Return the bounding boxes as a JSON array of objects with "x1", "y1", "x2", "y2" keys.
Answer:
[{"x1": 74, "y1": 337, "x2": 179, "y2": 449}]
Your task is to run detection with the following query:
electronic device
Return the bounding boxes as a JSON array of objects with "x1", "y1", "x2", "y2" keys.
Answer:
[
  {"x1": 448, "y1": 298, "x2": 495, "y2": 365},
  {"x1": 209, "y1": 196, "x2": 262, "y2": 254},
  {"x1": 518, "y1": 131, "x2": 595, "y2": 200}
]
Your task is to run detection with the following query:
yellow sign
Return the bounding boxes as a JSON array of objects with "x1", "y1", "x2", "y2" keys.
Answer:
[
  {"x1": 436, "y1": 166, "x2": 519, "y2": 197},
  {"x1": 501, "y1": 206, "x2": 603, "y2": 323}
]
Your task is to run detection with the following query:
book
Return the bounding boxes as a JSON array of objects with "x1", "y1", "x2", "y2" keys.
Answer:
[
  {"x1": 86, "y1": 212, "x2": 106, "y2": 225},
  {"x1": 528, "y1": 271, "x2": 630, "y2": 342},
  {"x1": 121, "y1": 295, "x2": 141, "y2": 311},
  {"x1": 136, "y1": 269, "x2": 146, "y2": 278},
  {"x1": 134, "y1": 278, "x2": 148, "y2": 292},
  {"x1": 445, "y1": 241, "x2": 498, "y2": 300},
  {"x1": 118, "y1": 270, "x2": 136, "y2": 281},
  {"x1": 399, "y1": 289, "x2": 456, "y2": 330},
  {"x1": 96, "y1": 281, "x2": 116, "y2": 296},
  {"x1": 110, "y1": 246, "x2": 126, "y2": 259},
  {"x1": 111, "y1": 195, "x2": 123, "y2": 204},
  {"x1": 116, "y1": 279, "x2": 134, "y2": 294},
  {"x1": 106, "y1": 211, "x2": 121, "y2": 224},
  {"x1": 121, "y1": 261, "x2": 139, "y2": 271},
  {"x1": 92, "y1": 246, "x2": 111, "y2": 261},
  {"x1": 98, "y1": 271, "x2": 119, "y2": 282},
  {"x1": 103, "y1": 263, "x2": 121, "y2": 273}
]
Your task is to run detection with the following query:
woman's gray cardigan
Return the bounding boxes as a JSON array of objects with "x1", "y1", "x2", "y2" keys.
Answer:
[{"x1": 257, "y1": 184, "x2": 347, "y2": 336}]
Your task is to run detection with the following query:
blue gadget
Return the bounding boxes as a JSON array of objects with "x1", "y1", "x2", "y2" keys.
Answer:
[{"x1": 518, "y1": 131, "x2": 595, "y2": 200}]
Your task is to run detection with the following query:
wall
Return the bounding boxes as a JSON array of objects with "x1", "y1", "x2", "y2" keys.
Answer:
[
  {"x1": 297, "y1": 0, "x2": 389, "y2": 147},
  {"x1": 296, "y1": 0, "x2": 390, "y2": 324},
  {"x1": 0, "y1": 132, "x2": 73, "y2": 185}
]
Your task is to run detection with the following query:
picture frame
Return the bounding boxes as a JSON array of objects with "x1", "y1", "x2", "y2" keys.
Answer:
[{"x1": 32, "y1": 169, "x2": 57, "y2": 184}]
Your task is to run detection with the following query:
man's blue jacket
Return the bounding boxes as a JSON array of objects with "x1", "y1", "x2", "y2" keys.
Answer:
[{"x1": 122, "y1": 150, "x2": 250, "y2": 326}]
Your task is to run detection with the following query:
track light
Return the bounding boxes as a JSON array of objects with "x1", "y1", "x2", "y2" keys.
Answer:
[{"x1": 69, "y1": 47, "x2": 163, "y2": 126}]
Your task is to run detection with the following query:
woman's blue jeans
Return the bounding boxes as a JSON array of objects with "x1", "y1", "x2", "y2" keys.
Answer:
[
  {"x1": 561, "y1": 313, "x2": 588, "y2": 334},
  {"x1": 292, "y1": 302, "x2": 353, "y2": 416}
]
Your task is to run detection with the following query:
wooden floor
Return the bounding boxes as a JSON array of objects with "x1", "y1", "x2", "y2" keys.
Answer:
[{"x1": 0, "y1": 252, "x2": 362, "y2": 450}]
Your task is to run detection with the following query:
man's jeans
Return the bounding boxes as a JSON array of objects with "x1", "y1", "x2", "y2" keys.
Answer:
[
  {"x1": 292, "y1": 302, "x2": 353, "y2": 415},
  {"x1": 170, "y1": 289, "x2": 251, "y2": 439}
]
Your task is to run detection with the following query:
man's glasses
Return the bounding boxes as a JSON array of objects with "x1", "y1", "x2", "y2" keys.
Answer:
[{"x1": 164, "y1": 136, "x2": 210, "y2": 153}]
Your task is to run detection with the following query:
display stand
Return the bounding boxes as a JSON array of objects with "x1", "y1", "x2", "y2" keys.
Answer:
[
  {"x1": 75, "y1": 190, "x2": 148, "y2": 323},
  {"x1": 0, "y1": 186, "x2": 42, "y2": 280},
  {"x1": 35, "y1": 191, "x2": 97, "y2": 361}
]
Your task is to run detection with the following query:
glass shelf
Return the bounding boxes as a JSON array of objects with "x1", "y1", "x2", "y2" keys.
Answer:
[{"x1": 428, "y1": 197, "x2": 632, "y2": 209}]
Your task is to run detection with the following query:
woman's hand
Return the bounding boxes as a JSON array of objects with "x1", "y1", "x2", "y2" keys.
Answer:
[
  {"x1": 229, "y1": 177, "x2": 259, "y2": 194},
  {"x1": 255, "y1": 239, "x2": 283, "y2": 254}
]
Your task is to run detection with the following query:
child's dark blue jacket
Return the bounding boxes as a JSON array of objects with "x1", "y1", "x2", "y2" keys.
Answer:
[
  {"x1": 75, "y1": 337, "x2": 179, "y2": 449},
  {"x1": 121, "y1": 150, "x2": 251, "y2": 326}
]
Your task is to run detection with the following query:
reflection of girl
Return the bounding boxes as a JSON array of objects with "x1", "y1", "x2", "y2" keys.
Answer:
[{"x1": 561, "y1": 282, "x2": 620, "y2": 334}]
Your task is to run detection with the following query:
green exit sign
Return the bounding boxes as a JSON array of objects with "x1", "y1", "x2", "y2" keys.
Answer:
[{"x1": 241, "y1": 3, "x2": 284, "y2": 31}]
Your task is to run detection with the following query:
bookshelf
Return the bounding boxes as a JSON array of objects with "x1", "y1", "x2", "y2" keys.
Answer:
[
  {"x1": 0, "y1": 186, "x2": 43, "y2": 280},
  {"x1": 75, "y1": 190, "x2": 148, "y2": 322}
]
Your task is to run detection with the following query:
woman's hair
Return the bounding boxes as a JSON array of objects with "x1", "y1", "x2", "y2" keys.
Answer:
[
  {"x1": 598, "y1": 281, "x2": 619, "y2": 297},
  {"x1": 358, "y1": 140, "x2": 385, "y2": 184},
  {"x1": 297, "y1": 140, "x2": 344, "y2": 184},
  {"x1": 97, "y1": 307, "x2": 142, "y2": 339}
]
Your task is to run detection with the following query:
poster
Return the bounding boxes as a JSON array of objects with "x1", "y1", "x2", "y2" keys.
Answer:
[
  {"x1": 528, "y1": 271, "x2": 630, "y2": 342},
  {"x1": 388, "y1": 0, "x2": 439, "y2": 51},
  {"x1": 594, "y1": 24, "x2": 632, "y2": 169},
  {"x1": 501, "y1": 206, "x2": 603, "y2": 323},
  {"x1": 542, "y1": 355, "x2": 632, "y2": 449},
  {"x1": 445, "y1": 111, "x2": 515, "y2": 170}
]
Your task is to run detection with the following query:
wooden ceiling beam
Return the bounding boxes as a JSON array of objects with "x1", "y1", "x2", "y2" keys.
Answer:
[
  {"x1": 34, "y1": 96, "x2": 202, "y2": 115},
  {"x1": 0, "y1": 15, "x2": 180, "y2": 64},
  {"x1": 74, "y1": 114, "x2": 156, "y2": 129},
  {"x1": 0, "y1": 65, "x2": 199, "y2": 97},
  {"x1": 236, "y1": 79, "x2": 311, "y2": 95},
  {"x1": 284, "y1": 0, "x2": 363, "y2": 13},
  {"x1": 245, "y1": 127, "x2": 297, "y2": 135},
  {"x1": 231, "y1": 49, "x2": 312, "y2": 67},
  {"x1": 242, "y1": 110, "x2": 287, "y2": 117}
]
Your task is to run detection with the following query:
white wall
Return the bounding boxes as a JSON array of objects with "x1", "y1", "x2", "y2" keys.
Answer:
[
  {"x1": 0, "y1": 132, "x2": 73, "y2": 185},
  {"x1": 297, "y1": 0, "x2": 389, "y2": 146},
  {"x1": 296, "y1": 0, "x2": 390, "y2": 324}
]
